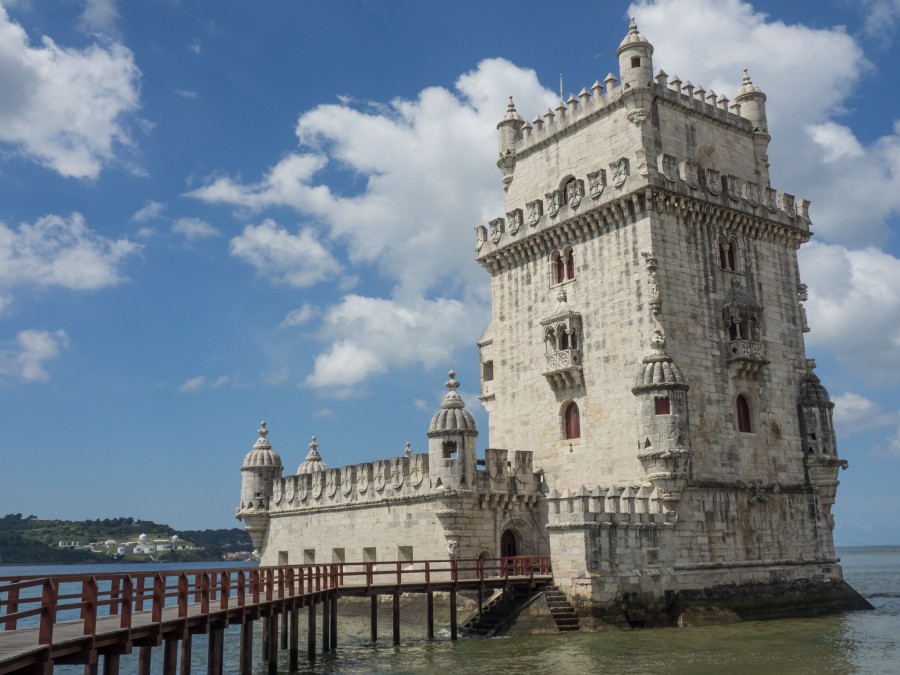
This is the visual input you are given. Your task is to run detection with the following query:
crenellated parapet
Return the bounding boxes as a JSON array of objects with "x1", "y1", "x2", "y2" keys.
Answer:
[{"x1": 547, "y1": 484, "x2": 677, "y2": 528}]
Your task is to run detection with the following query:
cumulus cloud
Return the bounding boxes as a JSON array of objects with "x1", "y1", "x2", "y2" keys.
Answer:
[
  {"x1": 229, "y1": 219, "x2": 338, "y2": 288},
  {"x1": 0, "y1": 329, "x2": 68, "y2": 382},
  {"x1": 0, "y1": 6, "x2": 141, "y2": 178},
  {"x1": 78, "y1": 0, "x2": 119, "y2": 36},
  {"x1": 859, "y1": 0, "x2": 900, "y2": 41},
  {"x1": 832, "y1": 392, "x2": 900, "y2": 435},
  {"x1": 800, "y1": 241, "x2": 900, "y2": 376},
  {"x1": 281, "y1": 304, "x2": 315, "y2": 327},
  {"x1": 868, "y1": 427, "x2": 900, "y2": 460},
  {"x1": 0, "y1": 213, "x2": 140, "y2": 308},
  {"x1": 303, "y1": 295, "x2": 486, "y2": 394},
  {"x1": 131, "y1": 201, "x2": 166, "y2": 223},
  {"x1": 178, "y1": 376, "x2": 206, "y2": 393},
  {"x1": 174, "y1": 89, "x2": 198, "y2": 100},
  {"x1": 172, "y1": 217, "x2": 219, "y2": 240}
]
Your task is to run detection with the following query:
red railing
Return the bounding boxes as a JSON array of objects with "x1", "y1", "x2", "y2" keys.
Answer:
[{"x1": 0, "y1": 556, "x2": 549, "y2": 645}]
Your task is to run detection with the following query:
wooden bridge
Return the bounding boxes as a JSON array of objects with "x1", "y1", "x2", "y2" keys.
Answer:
[{"x1": 0, "y1": 556, "x2": 551, "y2": 674}]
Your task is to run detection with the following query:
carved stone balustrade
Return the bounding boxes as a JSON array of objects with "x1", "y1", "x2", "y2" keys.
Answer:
[
  {"x1": 543, "y1": 348, "x2": 583, "y2": 389},
  {"x1": 727, "y1": 338, "x2": 768, "y2": 375}
]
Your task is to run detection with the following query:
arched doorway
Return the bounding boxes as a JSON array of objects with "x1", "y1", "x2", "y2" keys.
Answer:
[{"x1": 500, "y1": 529, "x2": 517, "y2": 557}]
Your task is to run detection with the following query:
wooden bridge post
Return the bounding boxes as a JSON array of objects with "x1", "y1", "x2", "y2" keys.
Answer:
[
  {"x1": 370, "y1": 595, "x2": 378, "y2": 643},
  {"x1": 307, "y1": 601, "x2": 316, "y2": 661},
  {"x1": 239, "y1": 617, "x2": 253, "y2": 675},
  {"x1": 289, "y1": 606, "x2": 299, "y2": 671},
  {"x1": 136, "y1": 646, "x2": 152, "y2": 675},
  {"x1": 280, "y1": 608, "x2": 288, "y2": 650},
  {"x1": 392, "y1": 592, "x2": 400, "y2": 645},
  {"x1": 261, "y1": 616, "x2": 268, "y2": 662},
  {"x1": 330, "y1": 592, "x2": 337, "y2": 651},
  {"x1": 102, "y1": 652, "x2": 120, "y2": 675},
  {"x1": 450, "y1": 590, "x2": 458, "y2": 641},
  {"x1": 162, "y1": 635, "x2": 178, "y2": 674},
  {"x1": 207, "y1": 624, "x2": 224, "y2": 675},
  {"x1": 322, "y1": 593, "x2": 330, "y2": 652},
  {"x1": 426, "y1": 592, "x2": 434, "y2": 640},
  {"x1": 267, "y1": 613, "x2": 278, "y2": 675},
  {"x1": 180, "y1": 630, "x2": 192, "y2": 675}
]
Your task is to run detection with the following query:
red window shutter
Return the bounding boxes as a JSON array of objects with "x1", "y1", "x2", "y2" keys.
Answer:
[
  {"x1": 566, "y1": 251, "x2": 575, "y2": 279},
  {"x1": 654, "y1": 397, "x2": 671, "y2": 415},
  {"x1": 565, "y1": 402, "x2": 580, "y2": 439},
  {"x1": 556, "y1": 256, "x2": 565, "y2": 284}
]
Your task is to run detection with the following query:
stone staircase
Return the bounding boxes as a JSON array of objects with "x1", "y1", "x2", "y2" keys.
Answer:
[
  {"x1": 543, "y1": 584, "x2": 580, "y2": 632},
  {"x1": 461, "y1": 586, "x2": 540, "y2": 637}
]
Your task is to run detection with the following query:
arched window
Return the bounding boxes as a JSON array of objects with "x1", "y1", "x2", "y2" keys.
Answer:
[
  {"x1": 729, "y1": 321, "x2": 739, "y2": 340},
  {"x1": 565, "y1": 249, "x2": 575, "y2": 280},
  {"x1": 736, "y1": 395, "x2": 752, "y2": 433},
  {"x1": 553, "y1": 249, "x2": 575, "y2": 284},
  {"x1": 564, "y1": 402, "x2": 581, "y2": 439},
  {"x1": 559, "y1": 329, "x2": 569, "y2": 350},
  {"x1": 556, "y1": 254, "x2": 566, "y2": 284},
  {"x1": 570, "y1": 331, "x2": 578, "y2": 350}
]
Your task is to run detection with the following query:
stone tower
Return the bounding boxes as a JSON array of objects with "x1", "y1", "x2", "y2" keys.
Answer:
[
  {"x1": 236, "y1": 422, "x2": 282, "y2": 556},
  {"x1": 474, "y1": 19, "x2": 867, "y2": 620}
]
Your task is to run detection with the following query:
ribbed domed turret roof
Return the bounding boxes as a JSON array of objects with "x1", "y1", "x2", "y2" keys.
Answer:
[
  {"x1": 428, "y1": 370, "x2": 477, "y2": 436},
  {"x1": 633, "y1": 331, "x2": 689, "y2": 392},
  {"x1": 617, "y1": 17, "x2": 653, "y2": 55},
  {"x1": 297, "y1": 436, "x2": 328, "y2": 474},
  {"x1": 241, "y1": 422, "x2": 283, "y2": 469},
  {"x1": 799, "y1": 360, "x2": 833, "y2": 407},
  {"x1": 735, "y1": 69, "x2": 765, "y2": 99}
]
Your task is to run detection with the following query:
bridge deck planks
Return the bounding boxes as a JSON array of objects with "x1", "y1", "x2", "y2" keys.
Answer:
[{"x1": 1, "y1": 574, "x2": 550, "y2": 674}]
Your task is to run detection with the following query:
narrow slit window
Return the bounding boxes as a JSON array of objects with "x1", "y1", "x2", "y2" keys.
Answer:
[
  {"x1": 564, "y1": 402, "x2": 581, "y2": 439},
  {"x1": 566, "y1": 250, "x2": 575, "y2": 280},
  {"x1": 736, "y1": 395, "x2": 752, "y2": 433}
]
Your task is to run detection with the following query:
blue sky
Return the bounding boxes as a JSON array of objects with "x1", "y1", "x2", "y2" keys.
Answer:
[{"x1": 1, "y1": 0, "x2": 899, "y2": 543}]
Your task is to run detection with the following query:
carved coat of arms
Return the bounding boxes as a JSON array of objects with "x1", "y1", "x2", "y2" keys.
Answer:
[
  {"x1": 545, "y1": 190, "x2": 561, "y2": 217},
  {"x1": 507, "y1": 208, "x2": 523, "y2": 235},
  {"x1": 566, "y1": 180, "x2": 583, "y2": 209},
  {"x1": 705, "y1": 168, "x2": 721, "y2": 195},
  {"x1": 489, "y1": 217, "x2": 504, "y2": 243},
  {"x1": 587, "y1": 169, "x2": 606, "y2": 199},
  {"x1": 526, "y1": 199, "x2": 543, "y2": 226},
  {"x1": 610, "y1": 158, "x2": 630, "y2": 188},
  {"x1": 679, "y1": 160, "x2": 700, "y2": 189}
]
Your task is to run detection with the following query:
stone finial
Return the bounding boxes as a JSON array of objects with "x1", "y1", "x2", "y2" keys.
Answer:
[
  {"x1": 544, "y1": 108, "x2": 555, "y2": 125},
  {"x1": 604, "y1": 72, "x2": 618, "y2": 90},
  {"x1": 405, "y1": 441, "x2": 412, "y2": 457},
  {"x1": 557, "y1": 288, "x2": 568, "y2": 304},
  {"x1": 555, "y1": 100, "x2": 567, "y2": 119},
  {"x1": 567, "y1": 94, "x2": 578, "y2": 114},
  {"x1": 445, "y1": 370, "x2": 460, "y2": 392},
  {"x1": 532, "y1": 115, "x2": 544, "y2": 131},
  {"x1": 579, "y1": 86, "x2": 591, "y2": 108},
  {"x1": 308, "y1": 435, "x2": 320, "y2": 457},
  {"x1": 669, "y1": 74, "x2": 682, "y2": 95},
  {"x1": 694, "y1": 84, "x2": 706, "y2": 101},
  {"x1": 258, "y1": 421, "x2": 269, "y2": 438},
  {"x1": 655, "y1": 69, "x2": 668, "y2": 87},
  {"x1": 629, "y1": 16, "x2": 638, "y2": 34},
  {"x1": 591, "y1": 80, "x2": 604, "y2": 98},
  {"x1": 682, "y1": 80, "x2": 694, "y2": 98}
]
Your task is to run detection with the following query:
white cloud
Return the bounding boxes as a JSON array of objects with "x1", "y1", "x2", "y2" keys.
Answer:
[
  {"x1": 210, "y1": 375, "x2": 229, "y2": 389},
  {"x1": 0, "y1": 213, "x2": 140, "y2": 308},
  {"x1": 78, "y1": 0, "x2": 119, "y2": 36},
  {"x1": 800, "y1": 241, "x2": 900, "y2": 376},
  {"x1": 868, "y1": 426, "x2": 900, "y2": 460},
  {"x1": 0, "y1": 6, "x2": 141, "y2": 178},
  {"x1": 859, "y1": 0, "x2": 900, "y2": 41},
  {"x1": 0, "y1": 329, "x2": 68, "y2": 382},
  {"x1": 809, "y1": 122, "x2": 865, "y2": 162},
  {"x1": 172, "y1": 217, "x2": 219, "y2": 240},
  {"x1": 174, "y1": 89, "x2": 198, "y2": 100},
  {"x1": 131, "y1": 200, "x2": 166, "y2": 222},
  {"x1": 281, "y1": 304, "x2": 315, "y2": 327},
  {"x1": 229, "y1": 219, "x2": 338, "y2": 288},
  {"x1": 303, "y1": 295, "x2": 486, "y2": 394},
  {"x1": 189, "y1": 38, "x2": 202, "y2": 55},
  {"x1": 832, "y1": 392, "x2": 900, "y2": 435},
  {"x1": 178, "y1": 376, "x2": 206, "y2": 392}
]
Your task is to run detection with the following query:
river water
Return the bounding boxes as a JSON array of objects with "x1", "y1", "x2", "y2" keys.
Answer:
[{"x1": 3, "y1": 546, "x2": 898, "y2": 674}]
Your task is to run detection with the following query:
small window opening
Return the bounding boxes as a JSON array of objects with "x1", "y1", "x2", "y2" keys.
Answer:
[
  {"x1": 570, "y1": 332, "x2": 578, "y2": 349},
  {"x1": 363, "y1": 547, "x2": 376, "y2": 564},
  {"x1": 562, "y1": 178, "x2": 576, "y2": 205},
  {"x1": 654, "y1": 397, "x2": 671, "y2": 415},
  {"x1": 566, "y1": 250, "x2": 575, "y2": 280},
  {"x1": 303, "y1": 549, "x2": 316, "y2": 564},
  {"x1": 560, "y1": 330, "x2": 569, "y2": 350},
  {"x1": 398, "y1": 546, "x2": 413, "y2": 563},
  {"x1": 719, "y1": 241, "x2": 736, "y2": 271},
  {"x1": 556, "y1": 254, "x2": 566, "y2": 284},
  {"x1": 729, "y1": 321, "x2": 739, "y2": 340},
  {"x1": 736, "y1": 395, "x2": 752, "y2": 433},
  {"x1": 631, "y1": 56, "x2": 641, "y2": 68},
  {"x1": 332, "y1": 548, "x2": 345, "y2": 564},
  {"x1": 482, "y1": 360, "x2": 494, "y2": 382},
  {"x1": 442, "y1": 440, "x2": 458, "y2": 459},
  {"x1": 564, "y1": 402, "x2": 581, "y2": 439}
]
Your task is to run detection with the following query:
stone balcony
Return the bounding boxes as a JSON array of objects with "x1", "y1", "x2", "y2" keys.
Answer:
[
  {"x1": 542, "y1": 348, "x2": 583, "y2": 390},
  {"x1": 726, "y1": 339, "x2": 768, "y2": 376}
]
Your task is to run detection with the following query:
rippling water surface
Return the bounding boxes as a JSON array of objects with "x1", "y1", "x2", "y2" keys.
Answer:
[{"x1": 6, "y1": 546, "x2": 899, "y2": 674}]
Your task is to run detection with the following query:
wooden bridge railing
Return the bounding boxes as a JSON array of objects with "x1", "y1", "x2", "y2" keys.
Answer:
[{"x1": 0, "y1": 556, "x2": 550, "y2": 645}]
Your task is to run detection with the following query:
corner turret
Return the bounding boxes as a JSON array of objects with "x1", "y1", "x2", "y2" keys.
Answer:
[
  {"x1": 497, "y1": 97, "x2": 523, "y2": 191},
  {"x1": 428, "y1": 370, "x2": 478, "y2": 490},
  {"x1": 734, "y1": 69, "x2": 771, "y2": 186},
  {"x1": 237, "y1": 421, "x2": 282, "y2": 556},
  {"x1": 617, "y1": 18, "x2": 654, "y2": 89},
  {"x1": 632, "y1": 331, "x2": 692, "y2": 503}
]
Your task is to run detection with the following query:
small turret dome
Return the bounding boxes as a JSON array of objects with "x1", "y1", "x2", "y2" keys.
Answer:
[
  {"x1": 617, "y1": 17, "x2": 653, "y2": 55},
  {"x1": 633, "y1": 330, "x2": 689, "y2": 392},
  {"x1": 428, "y1": 370, "x2": 477, "y2": 436},
  {"x1": 799, "y1": 360, "x2": 833, "y2": 407},
  {"x1": 241, "y1": 422, "x2": 283, "y2": 469},
  {"x1": 297, "y1": 436, "x2": 328, "y2": 474},
  {"x1": 735, "y1": 69, "x2": 765, "y2": 99}
]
